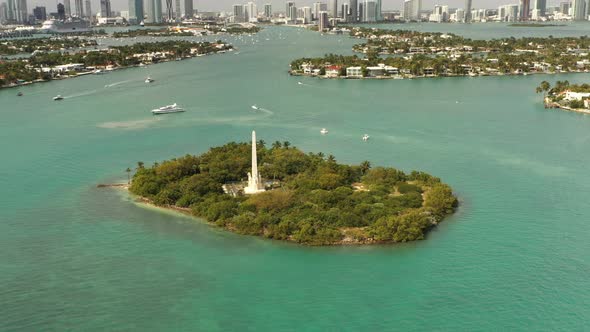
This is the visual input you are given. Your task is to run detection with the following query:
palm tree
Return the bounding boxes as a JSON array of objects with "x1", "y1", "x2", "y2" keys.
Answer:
[
  {"x1": 272, "y1": 141, "x2": 282, "y2": 149},
  {"x1": 360, "y1": 161, "x2": 371, "y2": 175},
  {"x1": 125, "y1": 167, "x2": 132, "y2": 184},
  {"x1": 327, "y1": 155, "x2": 336, "y2": 163},
  {"x1": 137, "y1": 161, "x2": 145, "y2": 169},
  {"x1": 283, "y1": 141, "x2": 291, "y2": 148},
  {"x1": 257, "y1": 139, "x2": 266, "y2": 148}
]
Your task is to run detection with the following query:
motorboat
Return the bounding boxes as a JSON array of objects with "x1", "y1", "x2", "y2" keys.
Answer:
[
  {"x1": 251, "y1": 105, "x2": 259, "y2": 110},
  {"x1": 17, "y1": 92, "x2": 23, "y2": 96},
  {"x1": 298, "y1": 82, "x2": 303, "y2": 85},
  {"x1": 151, "y1": 103, "x2": 184, "y2": 115},
  {"x1": 53, "y1": 95, "x2": 64, "y2": 101},
  {"x1": 145, "y1": 77, "x2": 154, "y2": 83},
  {"x1": 362, "y1": 134, "x2": 370, "y2": 141},
  {"x1": 320, "y1": 128, "x2": 329, "y2": 135}
]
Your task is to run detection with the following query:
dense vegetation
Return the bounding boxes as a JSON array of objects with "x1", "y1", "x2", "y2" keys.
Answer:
[
  {"x1": 129, "y1": 141, "x2": 457, "y2": 245},
  {"x1": 290, "y1": 27, "x2": 590, "y2": 77},
  {"x1": 539, "y1": 80, "x2": 590, "y2": 109},
  {"x1": 0, "y1": 37, "x2": 98, "y2": 55},
  {"x1": 112, "y1": 26, "x2": 260, "y2": 38},
  {"x1": 0, "y1": 40, "x2": 231, "y2": 87}
]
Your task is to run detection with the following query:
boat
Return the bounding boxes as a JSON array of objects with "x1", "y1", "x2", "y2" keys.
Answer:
[
  {"x1": 362, "y1": 134, "x2": 370, "y2": 141},
  {"x1": 320, "y1": 128, "x2": 329, "y2": 135},
  {"x1": 40, "y1": 19, "x2": 91, "y2": 34},
  {"x1": 17, "y1": 92, "x2": 23, "y2": 96},
  {"x1": 145, "y1": 77, "x2": 154, "y2": 83},
  {"x1": 53, "y1": 95, "x2": 64, "y2": 101},
  {"x1": 298, "y1": 82, "x2": 303, "y2": 85},
  {"x1": 251, "y1": 105, "x2": 259, "y2": 110},
  {"x1": 151, "y1": 103, "x2": 184, "y2": 115}
]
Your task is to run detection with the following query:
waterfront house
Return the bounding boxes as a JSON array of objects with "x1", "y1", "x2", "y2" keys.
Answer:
[
  {"x1": 564, "y1": 91, "x2": 590, "y2": 101},
  {"x1": 346, "y1": 67, "x2": 362, "y2": 78},
  {"x1": 325, "y1": 65, "x2": 341, "y2": 78},
  {"x1": 366, "y1": 66, "x2": 384, "y2": 77}
]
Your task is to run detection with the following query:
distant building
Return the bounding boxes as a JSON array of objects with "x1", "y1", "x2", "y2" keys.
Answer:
[
  {"x1": 57, "y1": 3, "x2": 65, "y2": 19},
  {"x1": 571, "y1": 0, "x2": 586, "y2": 20},
  {"x1": 559, "y1": 1, "x2": 570, "y2": 14},
  {"x1": 519, "y1": 0, "x2": 531, "y2": 20},
  {"x1": 329, "y1": 0, "x2": 338, "y2": 17},
  {"x1": 286, "y1": 1, "x2": 296, "y2": 21},
  {"x1": 64, "y1": 0, "x2": 71, "y2": 17},
  {"x1": 341, "y1": 3, "x2": 349, "y2": 21},
  {"x1": 464, "y1": 0, "x2": 472, "y2": 22},
  {"x1": 33, "y1": 6, "x2": 47, "y2": 20},
  {"x1": 74, "y1": 0, "x2": 83, "y2": 17},
  {"x1": 264, "y1": 3, "x2": 272, "y2": 18},
  {"x1": 246, "y1": 1, "x2": 257, "y2": 22},
  {"x1": 233, "y1": 4, "x2": 245, "y2": 22},
  {"x1": 532, "y1": 0, "x2": 547, "y2": 17},
  {"x1": 349, "y1": 0, "x2": 358, "y2": 21},
  {"x1": 455, "y1": 8, "x2": 465, "y2": 21},
  {"x1": 0, "y1": 3, "x2": 8, "y2": 23},
  {"x1": 146, "y1": 0, "x2": 162, "y2": 23},
  {"x1": 100, "y1": 0, "x2": 111, "y2": 17},
  {"x1": 360, "y1": 0, "x2": 376, "y2": 22},
  {"x1": 85, "y1": 0, "x2": 91, "y2": 19},
  {"x1": 312, "y1": 2, "x2": 327, "y2": 20},
  {"x1": 318, "y1": 10, "x2": 329, "y2": 30},
  {"x1": 184, "y1": 0, "x2": 193, "y2": 18},
  {"x1": 403, "y1": 0, "x2": 421, "y2": 20},
  {"x1": 301, "y1": 6, "x2": 312, "y2": 23},
  {"x1": 128, "y1": 0, "x2": 144, "y2": 24}
]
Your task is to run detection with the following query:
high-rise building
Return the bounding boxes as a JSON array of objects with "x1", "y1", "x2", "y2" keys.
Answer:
[
  {"x1": 246, "y1": 1, "x2": 257, "y2": 22},
  {"x1": 403, "y1": 0, "x2": 421, "y2": 20},
  {"x1": 175, "y1": 0, "x2": 180, "y2": 19},
  {"x1": 6, "y1": 0, "x2": 15, "y2": 21},
  {"x1": 64, "y1": 0, "x2": 71, "y2": 17},
  {"x1": 146, "y1": 0, "x2": 161, "y2": 22},
  {"x1": 264, "y1": 3, "x2": 272, "y2": 18},
  {"x1": 519, "y1": 0, "x2": 530, "y2": 20},
  {"x1": 128, "y1": 0, "x2": 144, "y2": 23},
  {"x1": 57, "y1": 3, "x2": 65, "y2": 19},
  {"x1": 233, "y1": 4, "x2": 245, "y2": 22},
  {"x1": 318, "y1": 10, "x2": 329, "y2": 30},
  {"x1": 360, "y1": 0, "x2": 376, "y2": 22},
  {"x1": 532, "y1": 0, "x2": 546, "y2": 16},
  {"x1": 312, "y1": 2, "x2": 326, "y2": 20},
  {"x1": 349, "y1": 0, "x2": 358, "y2": 21},
  {"x1": 464, "y1": 0, "x2": 472, "y2": 22},
  {"x1": 571, "y1": 0, "x2": 586, "y2": 19},
  {"x1": 559, "y1": 1, "x2": 570, "y2": 14},
  {"x1": 75, "y1": 0, "x2": 83, "y2": 17},
  {"x1": 85, "y1": 0, "x2": 91, "y2": 18},
  {"x1": 341, "y1": 3, "x2": 349, "y2": 21},
  {"x1": 301, "y1": 6, "x2": 312, "y2": 22},
  {"x1": 375, "y1": 0, "x2": 382, "y2": 20},
  {"x1": 329, "y1": 0, "x2": 337, "y2": 17},
  {"x1": 184, "y1": 0, "x2": 193, "y2": 17},
  {"x1": 33, "y1": 6, "x2": 46, "y2": 20},
  {"x1": 286, "y1": 1, "x2": 296, "y2": 20},
  {"x1": 100, "y1": 0, "x2": 111, "y2": 17},
  {"x1": 15, "y1": 0, "x2": 27, "y2": 23},
  {"x1": 165, "y1": 0, "x2": 173, "y2": 21},
  {"x1": 455, "y1": 7, "x2": 465, "y2": 21},
  {"x1": 0, "y1": 2, "x2": 8, "y2": 22}
]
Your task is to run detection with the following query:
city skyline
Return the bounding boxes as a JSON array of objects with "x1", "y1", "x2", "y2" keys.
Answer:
[{"x1": 2, "y1": 0, "x2": 571, "y2": 14}]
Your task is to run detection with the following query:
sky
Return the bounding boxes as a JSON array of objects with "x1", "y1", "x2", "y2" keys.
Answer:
[{"x1": 29, "y1": 0, "x2": 561, "y2": 15}]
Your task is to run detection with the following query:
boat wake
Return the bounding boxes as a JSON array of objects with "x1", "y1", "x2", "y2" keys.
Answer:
[
  {"x1": 97, "y1": 118, "x2": 162, "y2": 130},
  {"x1": 64, "y1": 89, "x2": 99, "y2": 99},
  {"x1": 255, "y1": 107, "x2": 273, "y2": 115},
  {"x1": 104, "y1": 80, "x2": 132, "y2": 88}
]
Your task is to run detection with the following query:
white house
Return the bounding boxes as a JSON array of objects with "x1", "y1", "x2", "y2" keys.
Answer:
[
  {"x1": 346, "y1": 67, "x2": 362, "y2": 78},
  {"x1": 564, "y1": 91, "x2": 590, "y2": 101}
]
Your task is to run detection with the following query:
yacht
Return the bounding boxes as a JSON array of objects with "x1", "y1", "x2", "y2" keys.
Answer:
[
  {"x1": 362, "y1": 134, "x2": 370, "y2": 141},
  {"x1": 145, "y1": 77, "x2": 154, "y2": 83},
  {"x1": 53, "y1": 95, "x2": 64, "y2": 101},
  {"x1": 320, "y1": 128, "x2": 329, "y2": 135},
  {"x1": 152, "y1": 103, "x2": 184, "y2": 115}
]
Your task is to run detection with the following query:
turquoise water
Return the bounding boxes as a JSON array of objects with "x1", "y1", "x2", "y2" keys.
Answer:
[{"x1": 2, "y1": 25, "x2": 590, "y2": 331}]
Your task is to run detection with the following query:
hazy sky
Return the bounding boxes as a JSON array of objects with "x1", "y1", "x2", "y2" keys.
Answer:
[{"x1": 29, "y1": 0, "x2": 561, "y2": 14}]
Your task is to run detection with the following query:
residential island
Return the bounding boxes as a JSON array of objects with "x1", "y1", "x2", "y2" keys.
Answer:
[
  {"x1": 111, "y1": 25, "x2": 260, "y2": 38},
  {"x1": 127, "y1": 131, "x2": 458, "y2": 246},
  {"x1": 289, "y1": 27, "x2": 590, "y2": 80},
  {"x1": 0, "y1": 40, "x2": 232, "y2": 88},
  {"x1": 538, "y1": 80, "x2": 590, "y2": 114}
]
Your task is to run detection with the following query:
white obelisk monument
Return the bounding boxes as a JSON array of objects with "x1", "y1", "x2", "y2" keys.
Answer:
[{"x1": 245, "y1": 131, "x2": 265, "y2": 194}]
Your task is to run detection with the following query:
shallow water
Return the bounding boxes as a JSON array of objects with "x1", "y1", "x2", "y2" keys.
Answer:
[{"x1": 2, "y1": 24, "x2": 590, "y2": 331}]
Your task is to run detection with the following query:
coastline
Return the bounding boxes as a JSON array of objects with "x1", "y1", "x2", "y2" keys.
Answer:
[
  {"x1": 1, "y1": 48, "x2": 233, "y2": 90},
  {"x1": 99, "y1": 182, "x2": 452, "y2": 247},
  {"x1": 544, "y1": 97, "x2": 590, "y2": 115}
]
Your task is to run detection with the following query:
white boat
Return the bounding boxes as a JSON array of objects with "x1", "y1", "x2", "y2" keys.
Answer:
[
  {"x1": 53, "y1": 95, "x2": 64, "y2": 101},
  {"x1": 151, "y1": 103, "x2": 184, "y2": 115},
  {"x1": 362, "y1": 134, "x2": 370, "y2": 141},
  {"x1": 40, "y1": 19, "x2": 91, "y2": 34},
  {"x1": 145, "y1": 77, "x2": 154, "y2": 83},
  {"x1": 251, "y1": 105, "x2": 259, "y2": 110},
  {"x1": 320, "y1": 128, "x2": 329, "y2": 135},
  {"x1": 297, "y1": 82, "x2": 303, "y2": 85}
]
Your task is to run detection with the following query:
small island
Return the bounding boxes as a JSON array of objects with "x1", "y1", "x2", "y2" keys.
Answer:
[
  {"x1": 112, "y1": 25, "x2": 260, "y2": 38},
  {"x1": 128, "y1": 131, "x2": 458, "y2": 246},
  {"x1": 0, "y1": 40, "x2": 233, "y2": 89},
  {"x1": 538, "y1": 80, "x2": 590, "y2": 114},
  {"x1": 289, "y1": 27, "x2": 590, "y2": 80}
]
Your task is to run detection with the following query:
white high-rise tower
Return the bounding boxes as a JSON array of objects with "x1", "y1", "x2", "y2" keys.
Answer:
[{"x1": 245, "y1": 131, "x2": 265, "y2": 194}]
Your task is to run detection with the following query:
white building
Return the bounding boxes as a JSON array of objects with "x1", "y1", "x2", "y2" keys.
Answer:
[
  {"x1": 346, "y1": 66, "x2": 363, "y2": 77},
  {"x1": 244, "y1": 131, "x2": 265, "y2": 194}
]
